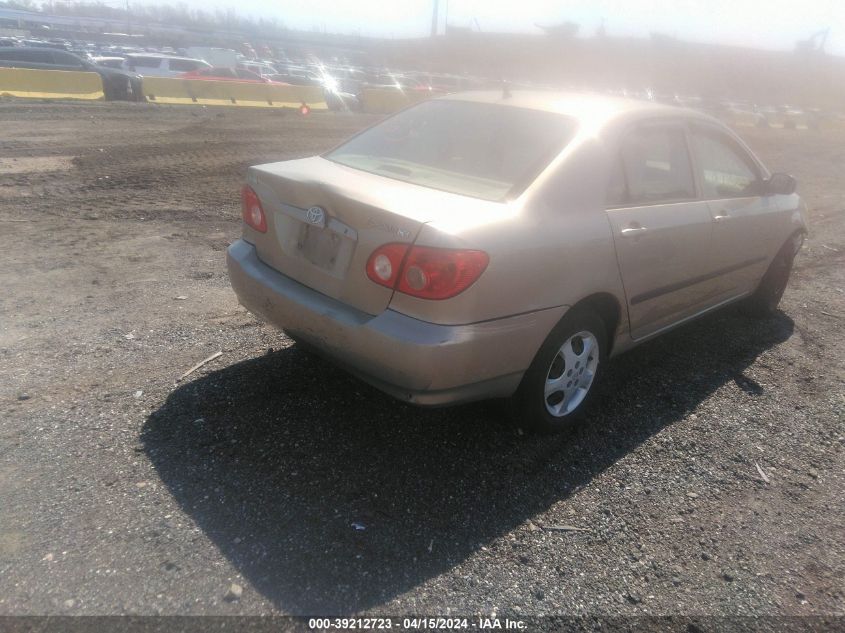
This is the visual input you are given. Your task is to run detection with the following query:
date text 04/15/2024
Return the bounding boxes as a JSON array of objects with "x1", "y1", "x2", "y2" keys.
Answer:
[{"x1": 308, "y1": 617, "x2": 527, "y2": 630}]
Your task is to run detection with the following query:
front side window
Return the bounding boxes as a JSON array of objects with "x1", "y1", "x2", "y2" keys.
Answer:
[
  {"x1": 690, "y1": 128, "x2": 760, "y2": 198},
  {"x1": 619, "y1": 126, "x2": 695, "y2": 205},
  {"x1": 326, "y1": 100, "x2": 576, "y2": 201}
]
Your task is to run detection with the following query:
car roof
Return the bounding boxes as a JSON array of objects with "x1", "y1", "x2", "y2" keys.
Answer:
[
  {"x1": 124, "y1": 53, "x2": 203, "y2": 61},
  {"x1": 0, "y1": 46, "x2": 79, "y2": 54},
  {"x1": 441, "y1": 90, "x2": 715, "y2": 128}
]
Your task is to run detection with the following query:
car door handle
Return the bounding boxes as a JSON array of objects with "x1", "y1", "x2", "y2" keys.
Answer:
[
  {"x1": 712, "y1": 210, "x2": 730, "y2": 221},
  {"x1": 620, "y1": 226, "x2": 648, "y2": 237}
]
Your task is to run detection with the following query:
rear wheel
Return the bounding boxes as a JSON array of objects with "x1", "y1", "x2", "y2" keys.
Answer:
[
  {"x1": 744, "y1": 237, "x2": 798, "y2": 317},
  {"x1": 511, "y1": 308, "x2": 607, "y2": 434}
]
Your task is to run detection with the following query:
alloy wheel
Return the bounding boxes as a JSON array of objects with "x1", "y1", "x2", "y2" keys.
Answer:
[{"x1": 544, "y1": 330, "x2": 599, "y2": 417}]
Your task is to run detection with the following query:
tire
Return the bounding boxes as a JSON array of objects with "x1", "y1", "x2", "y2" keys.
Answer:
[
  {"x1": 744, "y1": 238, "x2": 797, "y2": 317},
  {"x1": 102, "y1": 80, "x2": 116, "y2": 101},
  {"x1": 104, "y1": 77, "x2": 132, "y2": 101},
  {"x1": 511, "y1": 308, "x2": 608, "y2": 435}
]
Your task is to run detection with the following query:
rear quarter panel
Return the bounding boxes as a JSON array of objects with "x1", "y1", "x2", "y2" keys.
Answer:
[{"x1": 388, "y1": 136, "x2": 627, "y2": 333}]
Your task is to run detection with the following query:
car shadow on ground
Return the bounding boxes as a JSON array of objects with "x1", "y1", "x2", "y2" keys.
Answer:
[{"x1": 142, "y1": 308, "x2": 794, "y2": 614}]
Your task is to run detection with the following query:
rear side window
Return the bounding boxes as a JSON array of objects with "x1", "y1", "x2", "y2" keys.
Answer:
[
  {"x1": 618, "y1": 126, "x2": 695, "y2": 205},
  {"x1": 169, "y1": 59, "x2": 201, "y2": 72},
  {"x1": 235, "y1": 68, "x2": 261, "y2": 80},
  {"x1": 128, "y1": 56, "x2": 162, "y2": 68},
  {"x1": 606, "y1": 157, "x2": 628, "y2": 207},
  {"x1": 690, "y1": 128, "x2": 761, "y2": 198}
]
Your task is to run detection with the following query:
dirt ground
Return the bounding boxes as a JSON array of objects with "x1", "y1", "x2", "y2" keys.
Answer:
[{"x1": 0, "y1": 101, "x2": 843, "y2": 618}]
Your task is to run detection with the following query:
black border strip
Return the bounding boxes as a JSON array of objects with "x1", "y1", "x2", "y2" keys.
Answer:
[
  {"x1": 0, "y1": 616, "x2": 841, "y2": 633},
  {"x1": 630, "y1": 256, "x2": 767, "y2": 306}
]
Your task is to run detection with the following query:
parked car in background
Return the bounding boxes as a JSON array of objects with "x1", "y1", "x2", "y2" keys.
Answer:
[
  {"x1": 121, "y1": 53, "x2": 211, "y2": 77},
  {"x1": 0, "y1": 47, "x2": 141, "y2": 100},
  {"x1": 179, "y1": 67, "x2": 287, "y2": 84},
  {"x1": 227, "y1": 92, "x2": 805, "y2": 433},
  {"x1": 21, "y1": 39, "x2": 67, "y2": 50},
  {"x1": 91, "y1": 56, "x2": 126, "y2": 69},
  {"x1": 270, "y1": 67, "x2": 320, "y2": 86},
  {"x1": 184, "y1": 47, "x2": 240, "y2": 68},
  {"x1": 237, "y1": 60, "x2": 278, "y2": 78},
  {"x1": 68, "y1": 49, "x2": 95, "y2": 63}
]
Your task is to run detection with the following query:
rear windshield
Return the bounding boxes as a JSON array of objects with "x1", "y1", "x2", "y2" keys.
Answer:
[{"x1": 326, "y1": 99, "x2": 576, "y2": 201}]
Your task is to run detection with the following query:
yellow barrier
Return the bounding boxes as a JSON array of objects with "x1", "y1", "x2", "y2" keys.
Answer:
[
  {"x1": 266, "y1": 84, "x2": 326, "y2": 109},
  {"x1": 813, "y1": 115, "x2": 845, "y2": 131},
  {"x1": 141, "y1": 77, "x2": 327, "y2": 109},
  {"x1": 727, "y1": 110, "x2": 766, "y2": 128},
  {"x1": 0, "y1": 67, "x2": 104, "y2": 100},
  {"x1": 360, "y1": 88, "x2": 411, "y2": 114},
  {"x1": 757, "y1": 112, "x2": 809, "y2": 130},
  {"x1": 359, "y1": 88, "x2": 443, "y2": 114}
]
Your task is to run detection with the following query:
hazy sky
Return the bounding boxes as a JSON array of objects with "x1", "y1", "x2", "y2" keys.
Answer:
[{"x1": 163, "y1": 0, "x2": 844, "y2": 55}]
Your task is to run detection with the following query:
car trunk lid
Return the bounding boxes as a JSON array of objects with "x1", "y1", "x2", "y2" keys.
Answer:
[{"x1": 246, "y1": 156, "x2": 449, "y2": 315}]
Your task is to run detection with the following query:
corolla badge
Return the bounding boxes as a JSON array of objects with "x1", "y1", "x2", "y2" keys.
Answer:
[
  {"x1": 306, "y1": 206, "x2": 327, "y2": 228},
  {"x1": 367, "y1": 217, "x2": 411, "y2": 239}
]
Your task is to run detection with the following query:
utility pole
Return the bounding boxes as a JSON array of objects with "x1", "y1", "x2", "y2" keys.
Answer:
[{"x1": 431, "y1": 0, "x2": 439, "y2": 37}]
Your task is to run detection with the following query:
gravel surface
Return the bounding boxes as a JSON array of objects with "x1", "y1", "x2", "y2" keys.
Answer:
[{"x1": 0, "y1": 101, "x2": 843, "y2": 617}]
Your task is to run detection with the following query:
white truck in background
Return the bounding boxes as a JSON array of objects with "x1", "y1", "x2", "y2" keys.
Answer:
[{"x1": 185, "y1": 47, "x2": 240, "y2": 68}]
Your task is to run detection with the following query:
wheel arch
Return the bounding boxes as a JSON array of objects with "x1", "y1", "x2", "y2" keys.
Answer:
[{"x1": 564, "y1": 292, "x2": 624, "y2": 356}]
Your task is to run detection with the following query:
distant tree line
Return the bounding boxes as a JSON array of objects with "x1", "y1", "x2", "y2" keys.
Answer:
[{"x1": 0, "y1": 1, "x2": 288, "y2": 36}]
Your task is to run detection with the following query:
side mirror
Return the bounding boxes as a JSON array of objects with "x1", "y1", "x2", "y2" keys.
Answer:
[{"x1": 766, "y1": 173, "x2": 797, "y2": 195}]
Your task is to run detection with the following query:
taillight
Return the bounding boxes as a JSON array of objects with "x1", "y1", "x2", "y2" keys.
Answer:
[
  {"x1": 241, "y1": 185, "x2": 267, "y2": 233},
  {"x1": 366, "y1": 243, "x2": 489, "y2": 300},
  {"x1": 366, "y1": 243, "x2": 409, "y2": 289}
]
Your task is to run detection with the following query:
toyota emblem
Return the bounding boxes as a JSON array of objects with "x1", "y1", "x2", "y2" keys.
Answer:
[{"x1": 306, "y1": 206, "x2": 326, "y2": 228}]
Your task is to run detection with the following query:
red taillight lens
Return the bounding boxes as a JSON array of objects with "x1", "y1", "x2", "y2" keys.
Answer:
[
  {"x1": 366, "y1": 243, "x2": 489, "y2": 300},
  {"x1": 241, "y1": 185, "x2": 267, "y2": 233},
  {"x1": 366, "y1": 243, "x2": 409, "y2": 289}
]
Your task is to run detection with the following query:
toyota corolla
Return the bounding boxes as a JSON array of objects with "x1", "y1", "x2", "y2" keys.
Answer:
[{"x1": 226, "y1": 91, "x2": 805, "y2": 433}]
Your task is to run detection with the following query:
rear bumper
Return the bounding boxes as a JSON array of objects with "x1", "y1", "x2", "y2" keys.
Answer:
[{"x1": 226, "y1": 240, "x2": 566, "y2": 406}]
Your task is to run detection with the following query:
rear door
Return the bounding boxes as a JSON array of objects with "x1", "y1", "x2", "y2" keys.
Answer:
[
  {"x1": 606, "y1": 121, "x2": 716, "y2": 340},
  {"x1": 688, "y1": 123, "x2": 774, "y2": 297}
]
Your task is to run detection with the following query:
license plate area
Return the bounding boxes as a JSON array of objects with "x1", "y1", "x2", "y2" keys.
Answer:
[{"x1": 297, "y1": 223, "x2": 348, "y2": 273}]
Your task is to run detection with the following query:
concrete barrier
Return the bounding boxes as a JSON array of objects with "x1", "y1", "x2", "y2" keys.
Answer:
[
  {"x1": 726, "y1": 110, "x2": 766, "y2": 128},
  {"x1": 141, "y1": 77, "x2": 327, "y2": 109},
  {"x1": 266, "y1": 84, "x2": 326, "y2": 109},
  {"x1": 0, "y1": 67, "x2": 104, "y2": 100},
  {"x1": 359, "y1": 88, "x2": 444, "y2": 114},
  {"x1": 359, "y1": 88, "x2": 408, "y2": 114}
]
